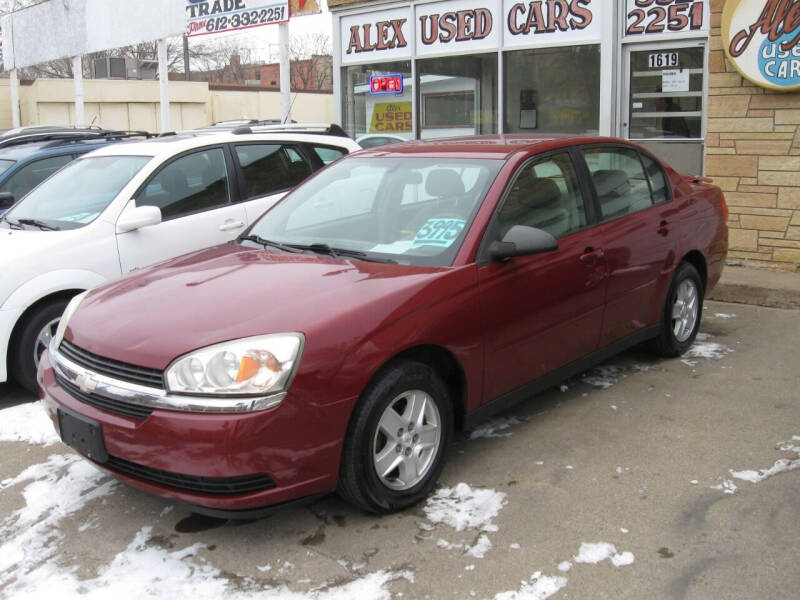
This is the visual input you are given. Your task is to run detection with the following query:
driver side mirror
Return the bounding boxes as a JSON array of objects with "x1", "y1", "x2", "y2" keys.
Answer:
[
  {"x1": 489, "y1": 225, "x2": 558, "y2": 261},
  {"x1": 116, "y1": 204, "x2": 162, "y2": 233},
  {"x1": 0, "y1": 192, "x2": 15, "y2": 210}
]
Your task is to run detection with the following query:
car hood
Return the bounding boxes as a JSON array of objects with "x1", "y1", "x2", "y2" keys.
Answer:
[
  {"x1": 0, "y1": 226, "x2": 66, "y2": 261},
  {"x1": 67, "y1": 243, "x2": 464, "y2": 370}
]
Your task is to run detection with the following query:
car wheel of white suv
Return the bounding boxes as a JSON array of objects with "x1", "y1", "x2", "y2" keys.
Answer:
[{"x1": 11, "y1": 298, "x2": 68, "y2": 394}]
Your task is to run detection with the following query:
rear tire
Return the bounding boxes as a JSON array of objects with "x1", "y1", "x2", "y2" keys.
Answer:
[
  {"x1": 10, "y1": 299, "x2": 68, "y2": 395},
  {"x1": 649, "y1": 262, "x2": 703, "y2": 357},
  {"x1": 338, "y1": 360, "x2": 453, "y2": 513}
]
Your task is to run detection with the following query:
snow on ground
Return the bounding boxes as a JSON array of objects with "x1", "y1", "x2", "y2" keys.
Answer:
[
  {"x1": 465, "y1": 534, "x2": 492, "y2": 559},
  {"x1": 685, "y1": 333, "x2": 733, "y2": 361},
  {"x1": 4, "y1": 523, "x2": 414, "y2": 600},
  {"x1": 711, "y1": 313, "x2": 736, "y2": 319},
  {"x1": 0, "y1": 454, "x2": 118, "y2": 586},
  {"x1": 580, "y1": 365, "x2": 625, "y2": 389},
  {"x1": 469, "y1": 417, "x2": 523, "y2": 439},
  {"x1": 493, "y1": 571, "x2": 568, "y2": 600},
  {"x1": 729, "y1": 436, "x2": 800, "y2": 485},
  {"x1": 424, "y1": 483, "x2": 506, "y2": 533},
  {"x1": 711, "y1": 479, "x2": 737, "y2": 494},
  {"x1": 0, "y1": 452, "x2": 414, "y2": 599},
  {"x1": 0, "y1": 401, "x2": 60, "y2": 446},
  {"x1": 573, "y1": 542, "x2": 635, "y2": 567}
]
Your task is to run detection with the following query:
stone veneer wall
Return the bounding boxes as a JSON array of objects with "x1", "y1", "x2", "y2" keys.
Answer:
[{"x1": 707, "y1": 0, "x2": 800, "y2": 270}]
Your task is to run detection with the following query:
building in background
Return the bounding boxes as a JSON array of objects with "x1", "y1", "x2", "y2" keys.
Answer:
[
  {"x1": 190, "y1": 53, "x2": 332, "y2": 91},
  {"x1": 328, "y1": 0, "x2": 800, "y2": 270}
]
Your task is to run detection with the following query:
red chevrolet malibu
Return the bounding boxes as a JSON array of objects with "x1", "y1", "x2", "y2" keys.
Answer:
[{"x1": 40, "y1": 136, "x2": 727, "y2": 517}]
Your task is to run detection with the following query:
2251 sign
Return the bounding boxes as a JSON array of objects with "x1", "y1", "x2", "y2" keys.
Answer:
[{"x1": 626, "y1": 0, "x2": 706, "y2": 36}]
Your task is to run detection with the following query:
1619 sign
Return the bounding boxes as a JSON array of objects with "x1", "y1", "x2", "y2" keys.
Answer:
[{"x1": 626, "y1": 0, "x2": 706, "y2": 36}]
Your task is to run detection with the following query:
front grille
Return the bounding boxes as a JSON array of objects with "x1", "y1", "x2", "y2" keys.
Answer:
[
  {"x1": 55, "y1": 371, "x2": 154, "y2": 420},
  {"x1": 104, "y1": 455, "x2": 277, "y2": 496},
  {"x1": 59, "y1": 340, "x2": 164, "y2": 388}
]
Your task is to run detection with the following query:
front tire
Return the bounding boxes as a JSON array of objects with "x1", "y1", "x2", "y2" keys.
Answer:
[
  {"x1": 650, "y1": 262, "x2": 704, "y2": 357},
  {"x1": 338, "y1": 360, "x2": 453, "y2": 513},
  {"x1": 10, "y1": 299, "x2": 68, "y2": 395}
]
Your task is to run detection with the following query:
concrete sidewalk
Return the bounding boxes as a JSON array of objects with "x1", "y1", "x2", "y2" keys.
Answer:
[{"x1": 708, "y1": 264, "x2": 800, "y2": 309}]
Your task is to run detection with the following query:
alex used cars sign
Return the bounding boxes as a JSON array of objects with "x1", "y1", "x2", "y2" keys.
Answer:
[
  {"x1": 186, "y1": 0, "x2": 289, "y2": 37},
  {"x1": 722, "y1": 0, "x2": 800, "y2": 91}
]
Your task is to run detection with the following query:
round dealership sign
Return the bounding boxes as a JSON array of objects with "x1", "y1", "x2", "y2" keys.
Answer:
[{"x1": 722, "y1": 0, "x2": 800, "y2": 91}]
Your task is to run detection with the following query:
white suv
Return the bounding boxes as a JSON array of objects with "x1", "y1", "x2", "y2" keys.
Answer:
[{"x1": 0, "y1": 127, "x2": 361, "y2": 392}]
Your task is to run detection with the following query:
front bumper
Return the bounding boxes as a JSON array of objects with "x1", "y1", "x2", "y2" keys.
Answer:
[{"x1": 39, "y1": 350, "x2": 353, "y2": 513}]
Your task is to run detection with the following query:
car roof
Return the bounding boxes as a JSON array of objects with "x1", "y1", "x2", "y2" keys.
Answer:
[
  {"x1": 352, "y1": 134, "x2": 628, "y2": 160},
  {"x1": 0, "y1": 137, "x2": 129, "y2": 162},
  {"x1": 86, "y1": 131, "x2": 361, "y2": 159}
]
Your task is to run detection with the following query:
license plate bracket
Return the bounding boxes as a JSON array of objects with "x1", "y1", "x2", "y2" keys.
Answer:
[{"x1": 57, "y1": 407, "x2": 108, "y2": 463}]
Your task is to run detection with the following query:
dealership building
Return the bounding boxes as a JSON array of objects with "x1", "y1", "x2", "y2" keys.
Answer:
[{"x1": 328, "y1": 0, "x2": 800, "y2": 269}]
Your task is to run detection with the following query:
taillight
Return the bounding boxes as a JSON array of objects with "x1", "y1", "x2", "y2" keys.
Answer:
[{"x1": 720, "y1": 191, "x2": 728, "y2": 220}]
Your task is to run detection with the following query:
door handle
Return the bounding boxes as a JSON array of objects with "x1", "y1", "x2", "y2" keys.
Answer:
[
  {"x1": 657, "y1": 220, "x2": 670, "y2": 236},
  {"x1": 580, "y1": 247, "x2": 605, "y2": 264},
  {"x1": 219, "y1": 220, "x2": 245, "y2": 232}
]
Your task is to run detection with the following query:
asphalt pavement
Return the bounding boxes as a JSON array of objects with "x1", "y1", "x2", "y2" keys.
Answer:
[{"x1": 1, "y1": 299, "x2": 798, "y2": 599}]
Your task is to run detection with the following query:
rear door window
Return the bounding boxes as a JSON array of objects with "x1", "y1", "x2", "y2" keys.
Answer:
[
  {"x1": 234, "y1": 144, "x2": 312, "y2": 200},
  {"x1": 310, "y1": 145, "x2": 347, "y2": 165},
  {"x1": 582, "y1": 148, "x2": 653, "y2": 221},
  {"x1": 641, "y1": 153, "x2": 669, "y2": 204}
]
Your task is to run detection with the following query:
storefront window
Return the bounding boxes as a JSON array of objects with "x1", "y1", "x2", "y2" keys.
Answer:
[
  {"x1": 417, "y1": 54, "x2": 497, "y2": 139},
  {"x1": 628, "y1": 47, "x2": 704, "y2": 139},
  {"x1": 503, "y1": 45, "x2": 600, "y2": 135},
  {"x1": 341, "y1": 61, "x2": 412, "y2": 143}
]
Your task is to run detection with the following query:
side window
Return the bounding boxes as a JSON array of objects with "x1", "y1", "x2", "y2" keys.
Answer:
[
  {"x1": 583, "y1": 148, "x2": 653, "y2": 220},
  {"x1": 234, "y1": 144, "x2": 312, "y2": 200},
  {"x1": 641, "y1": 153, "x2": 669, "y2": 204},
  {"x1": 311, "y1": 145, "x2": 347, "y2": 165},
  {"x1": 138, "y1": 148, "x2": 230, "y2": 220},
  {"x1": 497, "y1": 153, "x2": 587, "y2": 239},
  {"x1": 0, "y1": 154, "x2": 73, "y2": 200}
]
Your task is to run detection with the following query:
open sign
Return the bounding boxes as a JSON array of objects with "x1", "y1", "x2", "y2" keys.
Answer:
[{"x1": 369, "y1": 74, "x2": 404, "y2": 95}]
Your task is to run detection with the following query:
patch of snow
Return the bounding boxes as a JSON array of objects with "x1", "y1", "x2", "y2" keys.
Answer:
[
  {"x1": 559, "y1": 384, "x2": 568, "y2": 392},
  {"x1": 0, "y1": 401, "x2": 59, "y2": 446},
  {"x1": 257, "y1": 564, "x2": 272, "y2": 572},
  {"x1": 464, "y1": 564, "x2": 475, "y2": 571},
  {"x1": 730, "y1": 457, "x2": 800, "y2": 484},
  {"x1": 436, "y1": 538, "x2": 463, "y2": 551},
  {"x1": 469, "y1": 417, "x2": 522, "y2": 440},
  {"x1": 465, "y1": 534, "x2": 492, "y2": 559},
  {"x1": 424, "y1": 483, "x2": 507, "y2": 533},
  {"x1": 681, "y1": 359, "x2": 697, "y2": 367},
  {"x1": 4, "y1": 524, "x2": 415, "y2": 599},
  {"x1": 619, "y1": 528, "x2": 629, "y2": 534},
  {"x1": 711, "y1": 479, "x2": 737, "y2": 494},
  {"x1": 565, "y1": 465, "x2": 574, "y2": 470},
  {"x1": 690, "y1": 480, "x2": 698, "y2": 484},
  {"x1": 535, "y1": 461, "x2": 544, "y2": 465},
  {"x1": 494, "y1": 571, "x2": 568, "y2": 600},
  {"x1": 0, "y1": 454, "x2": 117, "y2": 586},
  {"x1": 712, "y1": 313, "x2": 736, "y2": 319},
  {"x1": 557, "y1": 561, "x2": 571, "y2": 572},
  {"x1": 573, "y1": 542, "x2": 634, "y2": 567},
  {"x1": 686, "y1": 334, "x2": 732, "y2": 361},
  {"x1": 611, "y1": 552, "x2": 635, "y2": 567},
  {"x1": 611, "y1": 405, "x2": 618, "y2": 411},
  {"x1": 509, "y1": 543, "x2": 520, "y2": 550},
  {"x1": 581, "y1": 365, "x2": 624, "y2": 389}
]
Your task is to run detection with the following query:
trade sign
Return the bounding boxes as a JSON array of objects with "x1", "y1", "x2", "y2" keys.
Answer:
[
  {"x1": 722, "y1": 0, "x2": 800, "y2": 91},
  {"x1": 369, "y1": 74, "x2": 404, "y2": 95},
  {"x1": 186, "y1": 0, "x2": 290, "y2": 37}
]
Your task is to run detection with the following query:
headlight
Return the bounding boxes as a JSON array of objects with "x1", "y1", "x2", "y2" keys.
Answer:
[
  {"x1": 165, "y1": 333, "x2": 304, "y2": 398},
  {"x1": 53, "y1": 290, "x2": 90, "y2": 349}
]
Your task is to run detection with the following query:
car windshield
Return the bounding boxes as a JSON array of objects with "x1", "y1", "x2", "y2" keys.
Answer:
[
  {"x1": 247, "y1": 156, "x2": 502, "y2": 267},
  {"x1": 0, "y1": 159, "x2": 15, "y2": 177},
  {"x1": 3, "y1": 155, "x2": 151, "y2": 230}
]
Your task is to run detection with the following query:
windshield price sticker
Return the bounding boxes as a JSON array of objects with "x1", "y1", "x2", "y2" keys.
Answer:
[
  {"x1": 186, "y1": 0, "x2": 289, "y2": 37},
  {"x1": 626, "y1": 0, "x2": 705, "y2": 36},
  {"x1": 414, "y1": 218, "x2": 466, "y2": 247},
  {"x1": 649, "y1": 52, "x2": 679, "y2": 68}
]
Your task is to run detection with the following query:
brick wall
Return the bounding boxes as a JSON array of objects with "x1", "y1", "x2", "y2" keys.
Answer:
[{"x1": 707, "y1": 0, "x2": 800, "y2": 270}]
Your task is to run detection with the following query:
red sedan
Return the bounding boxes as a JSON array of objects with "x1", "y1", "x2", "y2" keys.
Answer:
[{"x1": 39, "y1": 135, "x2": 728, "y2": 517}]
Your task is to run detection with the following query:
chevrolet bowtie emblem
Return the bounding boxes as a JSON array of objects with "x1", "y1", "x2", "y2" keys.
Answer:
[{"x1": 76, "y1": 373, "x2": 99, "y2": 394}]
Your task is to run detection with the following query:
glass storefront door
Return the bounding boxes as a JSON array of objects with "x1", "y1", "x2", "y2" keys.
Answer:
[{"x1": 623, "y1": 42, "x2": 706, "y2": 175}]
